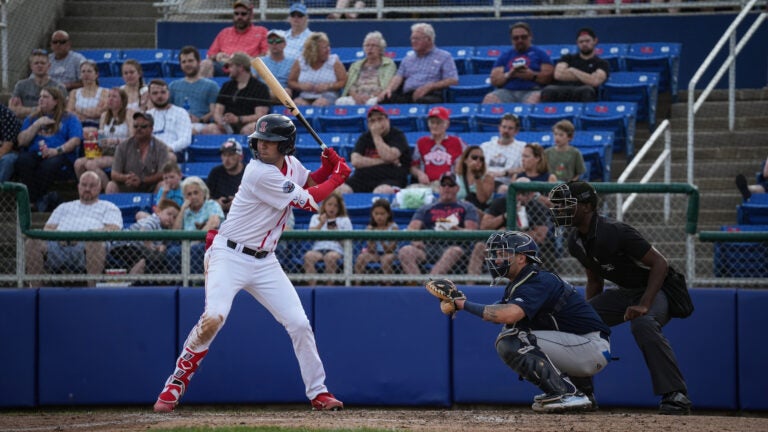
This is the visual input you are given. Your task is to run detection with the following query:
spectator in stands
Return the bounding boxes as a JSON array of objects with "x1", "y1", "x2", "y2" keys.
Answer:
[
  {"x1": 337, "y1": 31, "x2": 396, "y2": 106},
  {"x1": 169, "y1": 46, "x2": 220, "y2": 135},
  {"x1": 735, "y1": 156, "x2": 768, "y2": 201},
  {"x1": 105, "y1": 112, "x2": 169, "y2": 194},
  {"x1": 146, "y1": 79, "x2": 193, "y2": 159},
  {"x1": 120, "y1": 59, "x2": 149, "y2": 112},
  {"x1": 24, "y1": 171, "x2": 123, "y2": 287},
  {"x1": 482, "y1": 22, "x2": 553, "y2": 104},
  {"x1": 514, "y1": 143, "x2": 558, "y2": 183},
  {"x1": 410, "y1": 106, "x2": 466, "y2": 190},
  {"x1": 155, "y1": 161, "x2": 184, "y2": 208},
  {"x1": 107, "y1": 198, "x2": 180, "y2": 275},
  {"x1": 337, "y1": 105, "x2": 411, "y2": 194},
  {"x1": 204, "y1": 52, "x2": 271, "y2": 135},
  {"x1": 206, "y1": 138, "x2": 245, "y2": 215},
  {"x1": 254, "y1": 29, "x2": 296, "y2": 99},
  {"x1": 328, "y1": 0, "x2": 365, "y2": 19},
  {"x1": 379, "y1": 22, "x2": 458, "y2": 104},
  {"x1": 354, "y1": 198, "x2": 399, "y2": 278},
  {"x1": 200, "y1": 0, "x2": 268, "y2": 78},
  {"x1": 287, "y1": 32, "x2": 348, "y2": 107},
  {"x1": 455, "y1": 145, "x2": 495, "y2": 212},
  {"x1": 284, "y1": 2, "x2": 313, "y2": 61},
  {"x1": 481, "y1": 113, "x2": 525, "y2": 190},
  {"x1": 168, "y1": 176, "x2": 224, "y2": 274},
  {"x1": 48, "y1": 30, "x2": 86, "y2": 92},
  {"x1": 0, "y1": 104, "x2": 21, "y2": 182},
  {"x1": 74, "y1": 87, "x2": 133, "y2": 191},
  {"x1": 16, "y1": 87, "x2": 82, "y2": 212},
  {"x1": 66, "y1": 60, "x2": 108, "y2": 133},
  {"x1": 304, "y1": 192, "x2": 353, "y2": 285},
  {"x1": 544, "y1": 120, "x2": 586, "y2": 182},
  {"x1": 397, "y1": 172, "x2": 479, "y2": 276},
  {"x1": 541, "y1": 27, "x2": 610, "y2": 103},
  {"x1": 468, "y1": 177, "x2": 553, "y2": 276},
  {"x1": 9, "y1": 50, "x2": 66, "y2": 120}
]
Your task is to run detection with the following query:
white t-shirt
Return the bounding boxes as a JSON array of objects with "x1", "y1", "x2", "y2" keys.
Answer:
[
  {"x1": 481, "y1": 137, "x2": 525, "y2": 177},
  {"x1": 308, "y1": 214, "x2": 353, "y2": 255},
  {"x1": 146, "y1": 105, "x2": 193, "y2": 153},
  {"x1": 47, "y1": 200, "x2": 123, "y2": 231}
]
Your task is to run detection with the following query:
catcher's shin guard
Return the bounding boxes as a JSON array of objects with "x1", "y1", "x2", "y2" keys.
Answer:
[
  {"x1": 495, "y1": 328, "x2": 577, "y2": 399},
  {"x1": 154, "y1": 347, "x2": 208, "y2": 413}
]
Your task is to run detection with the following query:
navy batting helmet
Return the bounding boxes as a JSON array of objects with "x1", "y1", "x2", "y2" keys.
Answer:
[
  {"x1": 484, "y1": 231, "x2": 542, "y2": 279},
  {"x1": 248, "y1": 114, "x2": 297, "y2": 159}
]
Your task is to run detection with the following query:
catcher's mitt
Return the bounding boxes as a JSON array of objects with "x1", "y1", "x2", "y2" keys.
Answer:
[{"x1": 426, "y1": 279, "x2": 466, "y2": 318}]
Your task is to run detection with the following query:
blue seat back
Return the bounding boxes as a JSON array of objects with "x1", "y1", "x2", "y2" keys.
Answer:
[
  {"x1": 99, "y1": 193, "x2": 154, "y2": 226},
  {"x1": 515, "y1": 131, "x2": 553, "y2": 147},
  {"x1": 383, "y1": 46, "x2": 413, "y2": 66},
  {"x1": 182, "y1": 162, "x2": 219, "y2": 181},
  {"x1": 381, "y1": 104, "x2": 428, "y2": 132},
  {"x1": 271, "y1": 105, "x2": 321, "y2": 130},
  {"x1": 470, "y1": 45, "x2": 508, "y2": 75},
  {"x1": 580, "y1": 101, "x2": 637, "y2": 158},
  {"x1": 429, "y1": 103, "x2": 478, "y2": 132},
  {"x1": 446, "y1": 74, "x2": 493, "y2": 104},
  {"x1": 442, "y1": 46, "x2": 475, "y2": 75},
  {"x1": 81, "y1": 49, "x2": 122, "y2": 77},
  {"x1": 475, "y1": 103, "x2": 532, "y2": 131},
  {"x1": 594, "y1": 43, "x2": 628, "y2": 72},
  {"x1": 527, "y1": 102, "x2": 582, "y2": 132},
  {"x1": 119, "y1": 49, "x2": 175, "y2": 78},
  {"x1": 187, "y1": 134, "x2": 246, "y2": 162},
  {"x1": 625, "y1": 42, "x2": 681, "y2": 97},
  {"x1": 335, "y1": 47, "x2": 365, "y2": 68},
  {"x1": 600, "y1": 72, "x2": 659, "y2": 129},
  {"x1": 317, "y1": 105, "x2": 368, "y2": 133},
  {"x1": 538, "y1": 44, "x2": 576, "y2": 63}
]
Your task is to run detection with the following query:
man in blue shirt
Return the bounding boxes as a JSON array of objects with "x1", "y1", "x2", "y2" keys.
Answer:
[{"x1": 168, "y1": 46, "x2": 220, "y2": 135}]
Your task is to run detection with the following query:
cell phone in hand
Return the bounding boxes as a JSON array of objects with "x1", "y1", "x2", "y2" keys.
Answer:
[
  {"x1": 513, "y1": 58, "x2": 526, "y2": 70},
  {"x1": 327, "y1": 219, "x2": 337, "y2": 228}
]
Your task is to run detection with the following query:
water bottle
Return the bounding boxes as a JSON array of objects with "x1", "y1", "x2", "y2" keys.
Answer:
[{"x1": 183, "y1": 97, "x2": 191, "y2": 112}]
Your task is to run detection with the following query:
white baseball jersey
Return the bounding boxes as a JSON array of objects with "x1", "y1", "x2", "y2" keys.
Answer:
[{"x1": 218, "y1": 155, "x2": 313, "y2": 252}]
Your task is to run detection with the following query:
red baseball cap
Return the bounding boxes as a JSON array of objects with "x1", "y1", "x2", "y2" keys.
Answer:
[
  {"x1": 428, "y1": 106, "x2": 450, "y2": 121},
  {"x1": 367, "y1": 105, "x2": 388, "y2": 117}
]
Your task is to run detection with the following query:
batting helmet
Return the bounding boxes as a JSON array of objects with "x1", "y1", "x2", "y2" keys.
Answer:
[
  {"x1": 548, "y1": 181, "x2": 597, "y2": 229},
  {"x1": 484, "y1": 231, "x2": 542, "y2": 279},
  {"x1": 248, "y1": 114, "x2": 297, "y2": 159}
]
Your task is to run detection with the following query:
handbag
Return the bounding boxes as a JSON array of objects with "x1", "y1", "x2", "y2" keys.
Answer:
[{"x1": 661, "y1": 266, "x2": 694, "y2": 319}]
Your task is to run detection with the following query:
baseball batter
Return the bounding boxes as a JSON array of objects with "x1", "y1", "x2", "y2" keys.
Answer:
[{"x1": 154, "y1": 114, "x2": 350, "y2": 413}]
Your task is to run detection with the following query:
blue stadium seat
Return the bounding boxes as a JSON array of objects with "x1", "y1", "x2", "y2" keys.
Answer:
[
  {"x1": 737, "y1": 202, "x2": 768, "y2": 225},
  {"x1": 317, "y1": 132, "x2": 351, "y2": 156},
  {"x1": 182, "y1": 162, "x2": 219, "y2": 181},
  {"x1": 516, "y1": 131, "x2": 553, "y2": 147},
  {"x1": 344, "y1": 193, "x2": 394, "y2": 221},
  {"x1": 211, "y1": 76, "x2": 230, "y2": 87},
  {"x1": 624, "y1": 42, "x2": 681, "y2": 100},
  {"x1": 600, "y1": 72, "x2": 659, "y2": 129},
  {"x1": 119, "y1": 49, "x2": 175, "y2": 78},
  {"x1": 317, "y1": 105, "x2": 368, "y2": 133},
  {"x1": 538, "y1": 44, "x2": 576, "y2": 63},
  {"x1": 187, "y1": 134, "x2": 245, "y2": 162},
  {"x1": 527, "y1": 102, "x2": 582, "y2": 132},
  {"x1": 383, "y1": 46, "x2": 413, "y2": 66},
  {"x1": 594, "y1": 43, "x2": 628, "y2": 72},
  {"x1": 461, "y1": 132, "x2": 496, "y2": 146},
  {"x1": 580, "y1": 101, "x2": 638, "y2": 159},
  {"x1": 99, "y1": 193, "x2": 153, "y2": 227},
  {"x1": 714, "y1": 225, "x2": 768, "y2": 277},
  {"x1": 445, "y1": 74, "x2": 493, "y2": 104},
  {"x1": 98, "y1": 76, "x2": 126, "y2": 89},
  {"x1": 80, "y1": 49, "x2": 121, "y2": 77},
  {"x1": 335, "y1": 47, "x2": 365, "y2": 69},
  {"x1": 295, "y1": 133, "x2": 346, "y2": 162},
  {"x1": 442, "y1": 46, "x2": 474, "y2": 75},
  {"x1": 470, "y1": 45, "x2": 508, "y2": 76},
  {"x1": 429, "y1": 103, "x2": 478, "y2": 132},
  {"x1": 271, "y1": 105, "x2": 321, "y2": 130},
  {"x1": 380, "y1": 104, "x2": 428, "y2": 132},
  {"x1": 475, "y1": 103, "x2": 532, "y2": 132},
  {"x1": 571, "y1": 131, "x2": 614, "y2": 182}
]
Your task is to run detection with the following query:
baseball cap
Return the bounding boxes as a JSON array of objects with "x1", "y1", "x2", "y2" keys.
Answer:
[
  {"x1": 267, "y1": 29, "x2": 286, "y2": 39},
  {"x1": 233, "y1": 0, "x2": 253, "y2": 10},
  {"x1": 289, "y1": 2, "x2": 307, "y2": 16},
  {"x1": 440, "y1": 172, "x2": 457, "y2": 187},
  {"x1": 220, "y1": 138, "x2": 243, "y2": 155},
  {"x1": 567, "y1": 181, "x2": 598, "y2": 206},
  {"x1": 367, "y1": 105, "x2": 388, "y2": 118},
  {"x1": 132, "y1": 112, "x2": 154, "y2": 124},
  {"x1": 227, "y1": 52, "x2": 252, "y2": 68},
  {"x1": 428, "y1": 106, "x2": 450, "y2": 121}
]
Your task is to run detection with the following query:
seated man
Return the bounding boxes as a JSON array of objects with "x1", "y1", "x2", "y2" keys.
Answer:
[
  {"x1": 540, "y1": 27, "x2": 610, "y2": 103},
  {"x1": 9, "y1": 50, "x2": 66, "y2": 120},
  {"x1": 410, "y1": 106, "x2": 466, "y2": 191},
  {"x1": 206, "y1": 138, "x2": 246, "y2": 215},
  {"x1": 25, "y1": 171, "x2": 123, "y2": 287},
  {"x1": 105, "y1": 112, "x2": 170, "y2": 193},
  {"x1": 397, "y1": 172, "x2": 479, "y2": 276},
  {"x1": 337, "y1": 105, "x2": 411, "y2": 194}
]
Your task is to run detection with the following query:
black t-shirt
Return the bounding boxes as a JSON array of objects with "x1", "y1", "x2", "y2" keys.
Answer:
[
  {"x1": 217, "y1": 76, "x2": 270, "y2": 117},
  {"x1": 554, "y1": 54, "x2": 611, "y2": 87},
  {"x1": 206, "y1": 164, "x2": 244, "y2": 201},
  {"x1": 567, "y1": 213, "x2": 654, "y2": 290},
  {"x1": 345, "y1": 126, "x2": 412, "y2": 191}
]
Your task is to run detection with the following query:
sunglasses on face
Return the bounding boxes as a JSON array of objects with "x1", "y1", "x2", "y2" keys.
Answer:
[
  {"x1": 234, "y1": 11, "x2": 250, "y2": 16},
  {"x1": 469, "y1": 155, "x2": 483, "y2": 161},
  {"x1": 512, "y1": 34, "x2": 529, "y2": 41},
  {"x1": 134, "y1": 124, "x2": 150, "y2": 129},
  {"x1": 51, "y1": 39, "x2": 69, "y2": 45},
  {"x1": 290, "y1": 12, "x2": 305, "y2": 17},
  {"x1": 268, "y1": 38, "x2": 285, "y2": 44}
]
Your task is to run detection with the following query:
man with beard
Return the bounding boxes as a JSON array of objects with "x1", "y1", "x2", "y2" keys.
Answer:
[
  {"x1": 146, "y1": 79, "x2": 193, "y2": 160},
  {"x1": 481, "y1": 113, "x2": 526, "y2": 190},
  {"x1": 169, "y1": 46, "x2": 220, "y2": 135},
  {"x1": 541, "y1": 28, "x2": 610, "y2": 102},
  {"x1": 206, "y1": 138, "x2": 246, "y2": 215},
  {"x1": 201, "y1": 0, "x2": 268, "y2": 78}
]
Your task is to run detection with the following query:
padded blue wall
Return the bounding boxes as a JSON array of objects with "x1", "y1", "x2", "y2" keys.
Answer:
[
  {"x1": 0, "y1": 289, "x2": 37, "y2": 407},
  {"x1": 737, "y1": 289, "x2": 768, "y2": 411}
]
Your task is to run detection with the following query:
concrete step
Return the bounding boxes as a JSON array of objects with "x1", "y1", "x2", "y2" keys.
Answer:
[
  {"x1": 64, "y1": 0, "x2": 159, "y2": 18},
  {"x1": 59, "y1": 17, "x2": 157, "y2": 34},
  {"x1": 678, "y1": 88, "x2": 768, "y2": 103},
  {"x1": 670, "y1": 100, "x2": 768, "y2": 119},
  {"x1": 68, "y1": 32, "x2": 157, "y2": 49}
]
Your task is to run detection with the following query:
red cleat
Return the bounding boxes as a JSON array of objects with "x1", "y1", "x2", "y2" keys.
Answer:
[{"x1": 311, "y1": 392, "x2": 344, "y2": 411}]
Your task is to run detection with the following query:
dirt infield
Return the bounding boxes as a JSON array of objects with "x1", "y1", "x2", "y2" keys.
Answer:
[{"x1": 2, "y1": 406, "x2": 768, "y2": 432}]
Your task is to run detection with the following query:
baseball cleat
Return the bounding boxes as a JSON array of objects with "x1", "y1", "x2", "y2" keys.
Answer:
[
  {"x1": 531, "y1": 393, "x2": 592, "y2": 413},
  {"x1": 153, "y1": 379, "x2": 184, "y2": 413},
  {"x1": 311, "y1": 392, "x2": 344, "y2": 411},
  {"x1": 153, "y1": 399, "x2": 177, "y2": 413}
]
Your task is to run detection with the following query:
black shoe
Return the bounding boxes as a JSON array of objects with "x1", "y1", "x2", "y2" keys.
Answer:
[
  {"x1": 659, "y1": 391, "x2": 692, "y2": 415},
  {"x1": 736, "y1": 174, "x2": 751, "y2": 201}
]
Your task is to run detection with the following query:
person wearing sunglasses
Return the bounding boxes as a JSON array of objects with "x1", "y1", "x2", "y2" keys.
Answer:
[
  {"x1": 105, "y1": 112, "x2": 169, "y2": 194},
  {"x1": 253, "y1": 29, "x2": 296, "y2": 101},
  {"x1": 9, "y1": 50, "x2": 66, "y2": 120},
  {"x1": 455, "y1": 145, "x2": 495, "y2": 212},
  {"x1": 284, "y1": 2, "x2": 313, "y2": 60},
  {"x1": 200, "y1": 0, "x2": 268, "y2": 78},
  {"x1": 48, "y1": 30, "x2": 86, "y2": 92},
  {"x1": 483, "y1": 21, "x2": 554, "y2": 105}
]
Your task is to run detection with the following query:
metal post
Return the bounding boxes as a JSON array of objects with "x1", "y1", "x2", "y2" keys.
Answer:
[
  {"x1": 343, "y1": 239, "x2": 353, "y2": 287},
  {"x1": 181, "y1": 240, "x2": 190, "y2": 287},
  {"x1": 1, "y1": 0, "x2": 8, "y2": 92},
  {"x1": 663, "y1": 127, "x2": 671, "y2": 222},
  {"x1": 728, "y1": 32, "x2": 736, "y2": 132}
]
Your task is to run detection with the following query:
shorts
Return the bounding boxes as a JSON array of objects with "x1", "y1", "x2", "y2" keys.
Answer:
[
  {"x1": 46, "y1": 241, "x2": 86, "y2": 272},
  {"x1": 489, "y1": 88, "x2": 539, "y2": 103}
]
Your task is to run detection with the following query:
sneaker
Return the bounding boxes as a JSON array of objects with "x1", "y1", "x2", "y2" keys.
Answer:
[
  {"x1": 531, "y1": 393, "x2": 592, "y2": 413},
  {"x1": 311, "y1": 392, "x2": 344, "y2": 411},
  {"x1": 736, "y1": 174, "x2": 752, "y2": 201},
  {"x1": 659, "y1": 391, "x2": 692, "y2": 415}
]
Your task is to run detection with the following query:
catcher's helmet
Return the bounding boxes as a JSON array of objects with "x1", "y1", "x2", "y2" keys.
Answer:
[
  {"x1": 548, "y1": 181, "x2": 597, "y2": 229},
  {"x1": 484, "y1": 231, "x2": 542, "y2": 279},
  {"x1": 248, "y1": 114, "x2": 297, "y2": 159}
]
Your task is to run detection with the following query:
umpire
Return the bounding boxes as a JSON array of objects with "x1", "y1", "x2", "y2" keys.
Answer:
[{"x1": 548, "y1": 181, "x2": 692, "y2": 415}]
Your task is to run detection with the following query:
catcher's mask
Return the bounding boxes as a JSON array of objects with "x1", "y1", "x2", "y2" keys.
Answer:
[
  {"x1": 248, "y1": 114, "x2": 297, "y2": 159},
  {"x1": 548, "y1": 181, "x2": 597, "y2": 230},
  {"x1": 484, "y1": 231, "x2": 542, "y2": 279}
]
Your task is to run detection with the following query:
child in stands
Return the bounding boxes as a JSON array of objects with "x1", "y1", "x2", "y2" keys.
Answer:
[
  {"x1": 354, "y1": 198, "x2": 399, "y2": 278},
  {"x1": 304, "y1": 192, "x2": 353, "y2": 285}
]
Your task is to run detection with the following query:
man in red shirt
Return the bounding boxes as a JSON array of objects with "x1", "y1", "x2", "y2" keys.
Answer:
[
  {"x1": 201, "y1": 0, "x2": 268, "y2": 78},
  {"x1": 410, "y1": 106, "x2": 466, "y2": 190}
]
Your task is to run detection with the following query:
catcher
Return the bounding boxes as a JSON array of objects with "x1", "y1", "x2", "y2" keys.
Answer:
[{"x1": 426, "y1": 231, "x2": 611, "y2": 413}]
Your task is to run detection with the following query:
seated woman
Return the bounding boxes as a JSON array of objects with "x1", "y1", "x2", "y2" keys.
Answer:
[
  {"x1": 120, "y1": 59, "x2": 149, "y2": 112},
  {"x1": 16, "y1": 87, "x2": 83, "y2": 211},
  {"x1": 337, "y1": 31, "x2": 396, "y2": 106},
  {"x1": 304, "y1": 192, "x2": 352, "y2": 285},
  {"x1": 74, "y1": 87, "x2": 133, "y2": 190},
  {"x1": 287, "y1": 32, "x2": 348, "y2": 107},
  {"x1": 66, "y1": 60, "x2": 108, "y2": 135},
  {"x1": 455, "y1": 146, "x2": 495, "y2": 212}
]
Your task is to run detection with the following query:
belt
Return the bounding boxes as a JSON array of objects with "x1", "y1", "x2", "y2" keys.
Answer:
[{"x1": 226, "y1": 240, "x2": 268, "y2": 259}]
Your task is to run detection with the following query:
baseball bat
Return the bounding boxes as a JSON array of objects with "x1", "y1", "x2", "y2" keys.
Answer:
[{"x1": 251, "y1": 57, "x2": 327, "y2": 151}]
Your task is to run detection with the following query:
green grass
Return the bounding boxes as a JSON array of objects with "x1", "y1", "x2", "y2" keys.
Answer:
[{"x1": 153, "y1": 428, "x2": 396, "y2": 432}]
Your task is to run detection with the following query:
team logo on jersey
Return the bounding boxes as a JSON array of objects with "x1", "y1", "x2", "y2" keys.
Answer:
[{"x1": 282, "y1": 181, "x2": 295, "y2": 193}]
